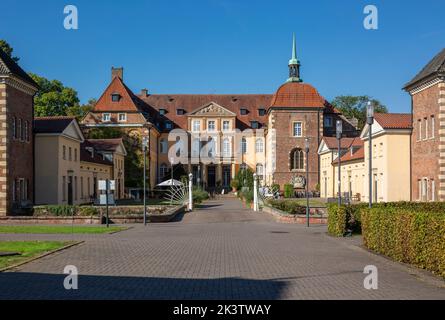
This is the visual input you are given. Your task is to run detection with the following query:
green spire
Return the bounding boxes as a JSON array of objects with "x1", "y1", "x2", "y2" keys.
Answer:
[
  {"x1": 286, "y1": 33, "x2": 302, "y2": 83},
  {"x1": 288, "y1": 33, "x2": 299, "y2": 66}
]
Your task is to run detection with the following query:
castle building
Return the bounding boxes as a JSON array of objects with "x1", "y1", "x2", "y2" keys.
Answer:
[
  {"x1": 404, "y1": 48, "x2": 445, "y2": 201},
  {"x1": 82, "y1": 36, "x2": 357, "y2": 193},
  {"x1": 0, "y1": 48, "x2": 38, "y2": 215}
]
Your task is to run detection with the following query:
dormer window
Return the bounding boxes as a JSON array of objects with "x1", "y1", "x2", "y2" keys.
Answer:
[
  {"x1": 111, "y1": 93, "x2": 121, "y2": 102},
  {"x1": 240, "y1": 108, "x2": 248, "y2": 115},
  {"x1": 165, "y1": 121, "x2": 173, "y2": 130},
  {"x1": 176, "y1": 109, "x2": 185, "y2": 115},
  {"x1": 258, "y1": 108, "x2": 266, "y2": 116},
  {"x1": 250, "y1": 121, "x2": 259, "y2": 129},
  {"x1": 102, "y1": 113, "x2": 111, "y2": 122},
  {"x1": 159, "y1": 109, "x2": 167, "y2": 115}
]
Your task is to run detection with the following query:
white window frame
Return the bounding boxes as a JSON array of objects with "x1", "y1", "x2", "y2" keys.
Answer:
[
  {"x1": 160, "y1": 139, "x2": 168, "y2": 154},
  {"x1": 241, "y1": 137, "x2": 247, "y2": 154},
  {"x1": 431, "y1": 115, "x2": 435, "y2": 139},
  {"x1": 102, "y1": 113, "x2": 111, "y2": 122},
  {"x1": 207, "y1": 120, "x2": 216, "y2": 132},
  {"x1": 431, "y1": 179, "x2": 435, "y2": 201},
  {"x1": 192, "y1": 120, "x2": 201, "y2": 132},
  {"x1": 118, "y1": 113, "x2": 127, "y2": 122},
  {"x1": 222, "y1": 138, "x2": 231, "y2": 157},
  {"x1": 417, "y1": 119, "x2": 422, "y2": 142},
  {"x1": 222, "y1": 120, "x2": 230, "y2": 131},
  {"x1": 255, "y1": 138, "x2": 264, "y2": 153},
  {"x1": 293, "y1": 121, "x2": 303, "y2": 137},
  {"x1": 424, "y1": 117, "x2": 428, "y2": 140}
]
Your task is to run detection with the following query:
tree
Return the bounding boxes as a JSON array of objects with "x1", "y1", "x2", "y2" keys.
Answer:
[
  {"x1": 29, "y1": 73, "x2": 80, "y2": 117},
  {"x1": 0, "y1": 39, "x2": 19, "y2": 62},
  {"x1": 331, "y1": 95, "x2": 388, "y2": 130},
  {"x1": 66, "y1": 98, "x2": 96, "y2": 120}
]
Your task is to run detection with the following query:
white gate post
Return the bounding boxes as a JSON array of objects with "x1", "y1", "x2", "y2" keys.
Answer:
[
  {"x1": 188, "y1": 173, "x2": 193, "y2": 211},
  {"x1": 253, "y1": 173, "x2": 258, "y2": 212}
]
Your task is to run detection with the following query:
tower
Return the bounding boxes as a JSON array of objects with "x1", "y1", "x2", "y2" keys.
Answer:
[{"x1": 287, "y1": 33, "x2": 302, "y2": 83}]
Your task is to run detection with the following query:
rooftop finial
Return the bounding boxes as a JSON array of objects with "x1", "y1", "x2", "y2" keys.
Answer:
[{"x1": 287, "y1": 33, "x2": 302, "y2": 83}]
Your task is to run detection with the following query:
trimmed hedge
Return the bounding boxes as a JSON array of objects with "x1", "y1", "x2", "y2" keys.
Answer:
[
  {"x1": 33, "y1": 205, "x2": 99, "y2": 217},
  {"x1": 361, "y1": 207, "x2": 445, "y2": 278},
  {"x1": 327, "y1": 202, "x2": 445, "y2": 237},
  {"x1": 267, "y1": 200, "x2": 306, "y2": 215}
]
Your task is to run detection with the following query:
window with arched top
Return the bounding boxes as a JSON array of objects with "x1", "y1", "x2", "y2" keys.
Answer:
[
  {"x1": 222, "y1": 138, "x2": 231, "y2": 157},
  {"x1": 160, "y1": 139, "x2": 167, "y2": 154},
  {"x1": 255, "y1": 138, "x2": 264, "y2": 153},
  {"x1": 241, "y1": 137, "x2": 247, "y2": 154},
  {"x1": 290, "y1": 148, "x2": 304, "y2": 170}
]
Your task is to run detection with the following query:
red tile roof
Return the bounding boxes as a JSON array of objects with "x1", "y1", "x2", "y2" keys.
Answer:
[
  {"x1": 86, "y1": 138, "x2": 123, "y2": 152},
  {"x1": 270, "y1": 82, "x2": 325, "y2": 108},
  {"x1": 374, "y1": 113, "x2": 412, "y2": 130},
  {"x1": 322, "y1": 136, "x2": 358, "y2": 149},
  {"x1": 93, "y1": 76, "x2": 141, "y2": 112},
  {"x1": 338, "y1": 146, "x2": 365, "y2": 163},
  {"x1": 80, "y1": 141, "x2": 113, "y2": 166}
]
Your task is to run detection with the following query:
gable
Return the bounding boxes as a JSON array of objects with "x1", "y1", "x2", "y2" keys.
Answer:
[
  {"x1": 93, "y1": 76, "x2": 140, "y2": 112},
  {"x1": 189, "y1": 101, "x2": 236, "y2": 117},
  {"x1": 62, "y1": 120, "x2": 85, "y2": 142}
]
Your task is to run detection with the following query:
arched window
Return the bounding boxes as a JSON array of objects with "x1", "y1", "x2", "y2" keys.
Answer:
[
  {"x1": 222, "y1": 138, "x2": 231, "y2": 157},
  {"x1": 241, "y1": 137, "x2": 247, "y2": 154},
  {"x1": 290, "y1": 148, "x2": 304, "y2": 170},
  {"x1": 160, "y1": 163, "x2": 168, "y2": 178},
  {"x1": 207, "y1": 137, "x2": 215, "y2": 158},
  {"x1": 256, "y1": 163, "x2": 264, "y2": 179},
  {"x1": 160, "y1": 139, "x2": 167, "y2": 154},
  {"x1": 255, "y1": 138, "x2": 264, "y2": 153}
]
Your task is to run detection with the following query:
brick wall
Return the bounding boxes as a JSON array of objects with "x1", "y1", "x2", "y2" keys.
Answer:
[
  {"x1": 269, "y1": 109, "x2": 321, "y2": 191},
  {"x1": 411, "y1": 83, "x2": 441, "y2": 201},
  {"x1": 0, "y1": 83, "x2": 34, "y2": 215}
]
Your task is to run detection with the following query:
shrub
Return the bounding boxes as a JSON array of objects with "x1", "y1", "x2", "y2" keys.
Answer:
[
  {"x1": 34, "y1": 205, "x2": 77, "y2": 216},
  {"x1": 78, "y1": 206, "x2": 99, "y2": 216},
  {"x1": 242, "y1": 189, "x2": 254, "y2": 205},
  {"x1": 284, "y1": 184, "x2": 294, "y2": 198},
  {"x1": 268, "y1": 199, "x2": 306, "y2": 215},
  {"x1": 361, "y1": 207, "x2": 445, "y2": 278},
  {"x1": 230, "y1": 179, "x2": 240, "y2": 191},
  {"x1": 192, "y1": 187, "x2": 209, "y2": 204}
]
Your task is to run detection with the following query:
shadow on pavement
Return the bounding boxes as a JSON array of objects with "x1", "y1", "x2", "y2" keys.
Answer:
[{"x1": 0, "y1": 272, "x2": 287, "y2": 299}]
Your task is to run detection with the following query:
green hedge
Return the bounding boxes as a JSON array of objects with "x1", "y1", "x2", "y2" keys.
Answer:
[
  {"x1": 267, "y1": 200, "x2": 306, "y2": 215},
  {"x1": 362, "y1": 207, "x2": 445, "y2": 278},
  {"x1": 284, "y1": 184, "x2": 294, "y2": 198},
  {"x1": 193, "y1": 187, "x2": 209, "y2": 204},
  {"x1": 33, "y1": 205, "x2": 99, "y2": 217},
  {"x1": 327, "y1": 202, "x2": 445, "y2": 237}
]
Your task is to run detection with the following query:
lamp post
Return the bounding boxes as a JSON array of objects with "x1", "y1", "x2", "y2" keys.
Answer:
[
  {"x1": 304, "y1": 137, "x2": 310, "y2": 227},
  {"x1": 367, "y1": 101, "x2": 374, "y2": 208},
  {"x1": 142, "y1": 136, "x2": 148, "y2": 226},
  {"x1": 170, "y1": 156, "x2": 174, "y2": 205},
  {"x1": 253, "y1": 173, "x2": 258, "y2": 212},
  {"x1": 188, "y1": 173, "x2": 193, "y2": 211},
  {"x1": 336, "y1": 120, "x2": 343, "y2": 206}
]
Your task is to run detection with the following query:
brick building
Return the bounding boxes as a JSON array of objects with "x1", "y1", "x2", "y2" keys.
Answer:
[
  {"x1": 404, "y1": 48, "x2": 445, "y2": 201},
  {"x1": 82, "y1": 36, "x2": 357, "y2": 193},
  {"x1": 0, "y1": 48, "x2": 38, "y2": 215}
]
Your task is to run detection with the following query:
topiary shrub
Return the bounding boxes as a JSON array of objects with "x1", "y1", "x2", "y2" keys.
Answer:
[{"x1": 284, "y1": 184, "x2": 294, "y2": 198}]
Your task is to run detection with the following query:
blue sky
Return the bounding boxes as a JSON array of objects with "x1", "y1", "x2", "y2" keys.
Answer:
[{"x1": 1, "y1": 0, "x2": 444, "y2": 112}]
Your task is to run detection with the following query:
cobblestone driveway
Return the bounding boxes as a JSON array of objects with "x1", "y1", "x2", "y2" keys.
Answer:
[{"x1": 1, "y1": 197, "x2": 444, "y2": 299}]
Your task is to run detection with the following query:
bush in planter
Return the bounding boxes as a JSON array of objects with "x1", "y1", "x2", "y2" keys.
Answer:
[
  {"x1": 78, "y1": 206, "x2": 99, "y2": 216},
  {"x1": 230, "y1": 179, "x2": 240, "y2": 191},
  {"x1": 284, "y1": 184, "x2": 294, "y2": 198},
  {"x1": 268, "y1": 199, "x2": 306, "y2": 215},
  {"x1": 34, "y1": 205, "x2": 77, "y2": 216}
]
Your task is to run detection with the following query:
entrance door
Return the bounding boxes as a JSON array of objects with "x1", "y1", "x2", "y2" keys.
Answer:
[
  {"x1": 222, "y1": 165, "x2": 231, "y2": 188},
  {"x1": 68, "y1": 176, "x2": 73, "y2": 205},
  {"x1": 207, "y1": 166, "x2": 216, "y2": 188}
]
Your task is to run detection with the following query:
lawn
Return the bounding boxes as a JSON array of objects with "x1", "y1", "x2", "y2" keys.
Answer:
[
  {"x1": 0, "y1": 225, "x2": 127, "y2": 234},
  {"x1": 0, "y1": 241, "x2": 68, "y2": 270},
  {"x1": 281, "y1": 199, "x2": 327, "y2": 207}
]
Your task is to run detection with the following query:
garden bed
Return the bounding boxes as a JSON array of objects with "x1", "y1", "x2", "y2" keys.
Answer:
[{"x1": 262, "y1": 203, "x2": 327, "y2": 224}]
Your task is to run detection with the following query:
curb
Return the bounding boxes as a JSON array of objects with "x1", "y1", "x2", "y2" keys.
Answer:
[{"x1": 0, "y1": 241, "x2": 84, "y2": 273}]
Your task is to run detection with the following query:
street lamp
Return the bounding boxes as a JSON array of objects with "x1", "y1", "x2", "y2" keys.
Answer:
[
  {"x1": 142, "y1": 136, "x2": 149, "y2": 226},
  {"x1": 304, "y1": 137, "x2": 310, "y2": 227},
  {"x1": 170, "y1": 156, "x2": 174, "y2": 205},
  {"x1": 367, "y1": 101, "x2": 374, "y2": 208},
  {"x1": 336, "y1": 120, "x2": 343, "y2": 206}
]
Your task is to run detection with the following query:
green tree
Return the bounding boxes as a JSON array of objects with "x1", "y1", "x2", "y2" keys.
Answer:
[
  {"x1": 66, "y1": 98, "x2": 96, "y2": 120},
  {"x1": 331, "y1": 95, "x2": 388, "y2": 130},
  {"x1": 0, "y1": 39, "x2": 19, "y2": 62},
  {"x1": 29, "y1": 73, "x2": 80, "y2": 117}
]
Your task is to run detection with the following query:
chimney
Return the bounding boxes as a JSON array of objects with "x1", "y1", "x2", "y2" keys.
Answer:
[
  {"x1": 111, "y1": 67, "x2": 123, "y2": 80},
  {"x1": 141, "y1": 88, "x2": 148, "y2": 96}
]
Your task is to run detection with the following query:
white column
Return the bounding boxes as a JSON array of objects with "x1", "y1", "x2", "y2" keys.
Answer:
[
  {"x1": 253, "y1": 173, "x2": 258, "y2": 212},
  {"x1": 188, "y1": 173, "x2": 193, "y2": 211}
]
